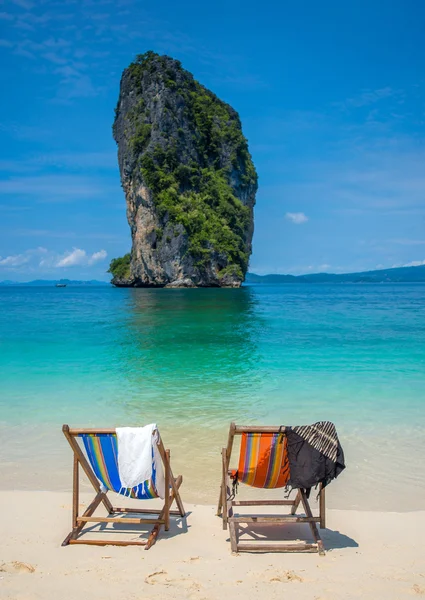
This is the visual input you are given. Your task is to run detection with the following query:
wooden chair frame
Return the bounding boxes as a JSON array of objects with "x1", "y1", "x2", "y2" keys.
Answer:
[
  {"x1": 62, "y1": 425, "x2": 185, "y2": 549},
  {"x1": 217, "y1": 423, "x2": 325, "y2": 554}
]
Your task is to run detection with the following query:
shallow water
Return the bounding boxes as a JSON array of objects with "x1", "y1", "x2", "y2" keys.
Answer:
[{"x1": 1, "y1": 284, "x2": 424, "y2": 510}]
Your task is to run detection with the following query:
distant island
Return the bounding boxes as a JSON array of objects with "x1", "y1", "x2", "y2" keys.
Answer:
[
  {"x1": 246, "y1": 264, "x2": 425, "y2": 284},
  {"x1": 2, "y1": 265, "x2": 424, "y2": 287},
  {"x1": 0, "y1": 279, "x2": 110, "y2": 287}
]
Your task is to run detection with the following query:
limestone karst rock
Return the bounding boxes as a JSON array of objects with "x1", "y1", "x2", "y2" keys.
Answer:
[{"x1": 111, "y1": 52, "x2": 257, "y2": 288}]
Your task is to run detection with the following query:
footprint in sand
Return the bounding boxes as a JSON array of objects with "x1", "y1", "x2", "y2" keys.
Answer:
[
  {"x1": 182, "y1": 556, "x2": 201, "y2": 563},
  {"x1": 251, "y1": 568, "x2": 303, "y2": 583},
  {"x1": 144, "y1": 569, "x2": 203, "y2": 596},
  {"x1": 145, "y1": 570, "x2": 169, "y2": 585},
  {"x1": 412, "y1": 584, "x2": 425, "y2": 595},
  {"x1": 0, "y1": 561, "x2": 36, "y2": 574}
]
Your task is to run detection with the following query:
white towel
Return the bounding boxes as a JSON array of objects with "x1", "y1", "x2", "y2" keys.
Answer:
[{"x1": 116, "y1": 424, "x2": 165, "y2": 499}]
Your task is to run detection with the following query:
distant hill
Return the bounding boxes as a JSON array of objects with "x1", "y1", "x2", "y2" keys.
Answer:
[
  {"x1": 0, "y1": 279, "x2": 111, "y2": 286},
  {"x1": 246, "y1": 264, "x2": 425, "y2": 284},
  {"x1": 2, "y1": 265, "x2": 424, "y2": 286}
]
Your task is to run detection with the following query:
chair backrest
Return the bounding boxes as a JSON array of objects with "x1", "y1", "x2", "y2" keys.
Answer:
[
  {"x1": 236, "y1": 431, "x2": 290, "y2": 489},
  {"x1": 226, "y1": 424, "x2": 290, "y2": 489},
  {"x1": 79, "y1": 432, "x2": 159, "y2": 499}
]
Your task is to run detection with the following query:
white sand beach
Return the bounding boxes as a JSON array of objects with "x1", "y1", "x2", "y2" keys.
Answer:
[{"x1": 0, "y1": 491, "x2": 424, "y2": 600}]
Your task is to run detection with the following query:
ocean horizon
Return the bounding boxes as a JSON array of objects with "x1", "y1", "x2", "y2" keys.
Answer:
[{"x1": 1, "y1": 283, "x2": 424, "y2": 510}]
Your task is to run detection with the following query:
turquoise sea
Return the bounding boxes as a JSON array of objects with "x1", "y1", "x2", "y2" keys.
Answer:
[{"x1": 1, "y1": 284, "x2": 424, "y2": 510}]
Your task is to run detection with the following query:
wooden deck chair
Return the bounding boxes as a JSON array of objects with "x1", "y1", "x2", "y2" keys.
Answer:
[
  {"x1": 217, "y1": 423, "x2": 325, "y2": 554},
  {"x1": 62, "y1": 425, "x2": 185, "y2": 549}
]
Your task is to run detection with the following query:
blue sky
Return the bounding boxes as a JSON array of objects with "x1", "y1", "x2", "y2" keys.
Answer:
[{"x1": 1, "y1": 0, "x2": 424, "y2": 281}]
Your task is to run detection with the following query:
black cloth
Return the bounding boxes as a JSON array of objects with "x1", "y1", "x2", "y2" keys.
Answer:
[{"x1": 285, "y1": 422, "x2": 345, "y2": 494}]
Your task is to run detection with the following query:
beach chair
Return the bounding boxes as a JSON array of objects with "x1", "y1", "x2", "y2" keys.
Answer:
[
  {"x1": 217, "y1": 423, "x2": 325, "y2": 554},
  {"x1": 62, "y1": 425, "x2": 185, "y2": 549}
]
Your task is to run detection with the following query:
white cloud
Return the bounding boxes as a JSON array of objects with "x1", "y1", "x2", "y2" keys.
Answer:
[
  {"x1": 56, "y1": 248, "x2": 107, "y2": 268},
  {"x1": 403, "y1": 259, "x2": 425, "y2": 267},
  {"x1": 88, "y1": 249, "x2": 107, "y2": 265},
  {"x1": 0, "y1": 247, "x2": 47, "y2": 268},
  {"x1": 285, "y1": 212, "x2": 309, "y2": 225},
  {"x1": 0, "y1": 253, "x2": 31, "y2": 267},
  {"x1": 56, "y1": 248, "x2": 87, "y2": 267},
  {"x1": 0, "y1": 247, "x2": 107, "y2": 271}
]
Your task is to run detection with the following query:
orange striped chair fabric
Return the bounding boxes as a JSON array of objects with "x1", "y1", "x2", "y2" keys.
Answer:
[{"x1": 234, "y1": 432, "x2": 290, "y2": 489}]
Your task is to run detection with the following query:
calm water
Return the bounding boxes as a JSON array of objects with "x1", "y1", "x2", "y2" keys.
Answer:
[{"x1": 1, "y1": 284, "x2": 424, "y2": 510}]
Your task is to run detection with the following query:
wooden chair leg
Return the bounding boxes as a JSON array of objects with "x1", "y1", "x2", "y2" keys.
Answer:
[
  {"x1": 319, "y1": 483, "x2": 326, "y2": 529},
  {"x1": 291, "y1": 489, "x2": 301, "y2": 515},
  {"x1": 145, "y1": 521, "x2": 162, "y2": 550},
  {"x1": 300, "y1": 489, "x2": 325, "y2": 556},
  {"x1": 229, "y1": 520, "x2": 238, "y2": 553},
  {"x1": 219, "y1": 424, "x2": 236, "y2": 519},
  {"x1": 63, "y1": 450, "x2": 108, "y2": 546},
  {"x1": 62, "y1": 491, "x2": 106, "y2": 546},
  {"x1": 72, "y1": 455, "x2": 79, "y2": 529},
  {"x1": 217, "y1": 483, "x2": 223, "y2": 517},
  {"x1": 157, "y1": 438, "x2": 185, "y2": 518},
  {"x1": 225, "y1": 478, "x2": 233, "y2": 524},
  {"x1": 173, "y1": 479, "x2": 185, "y2": 518},
  {"x1": 221, "y1": 448, "x2": 229, "y2": 530},
  {"x1": 164, "y1": 450, "x2": 170, "y2": 531},
  {"x1": 145, "y1": 474, "x2": 183, "y2": 550}
]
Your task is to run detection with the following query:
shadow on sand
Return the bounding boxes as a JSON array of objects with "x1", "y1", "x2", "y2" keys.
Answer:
[
  {"x1": 230, "y1": 521, "x2": 358, "y2": 552},
  {"x1": 74, "y1": 511, "x2": 191, "y2": 545}
]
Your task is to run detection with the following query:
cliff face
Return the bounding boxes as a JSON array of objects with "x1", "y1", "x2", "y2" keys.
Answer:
[{"x1": 112, "y1": 52, "x2": 257, "y2": 288}]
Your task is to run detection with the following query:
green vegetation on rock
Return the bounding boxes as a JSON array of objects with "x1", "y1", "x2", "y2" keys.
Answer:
[
  {"x1": 108, "y1": 253, "x2": 131, "y2": 280},
  {"x1": 140, "y1": 152, "x2": 250, "y2": 272}
]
